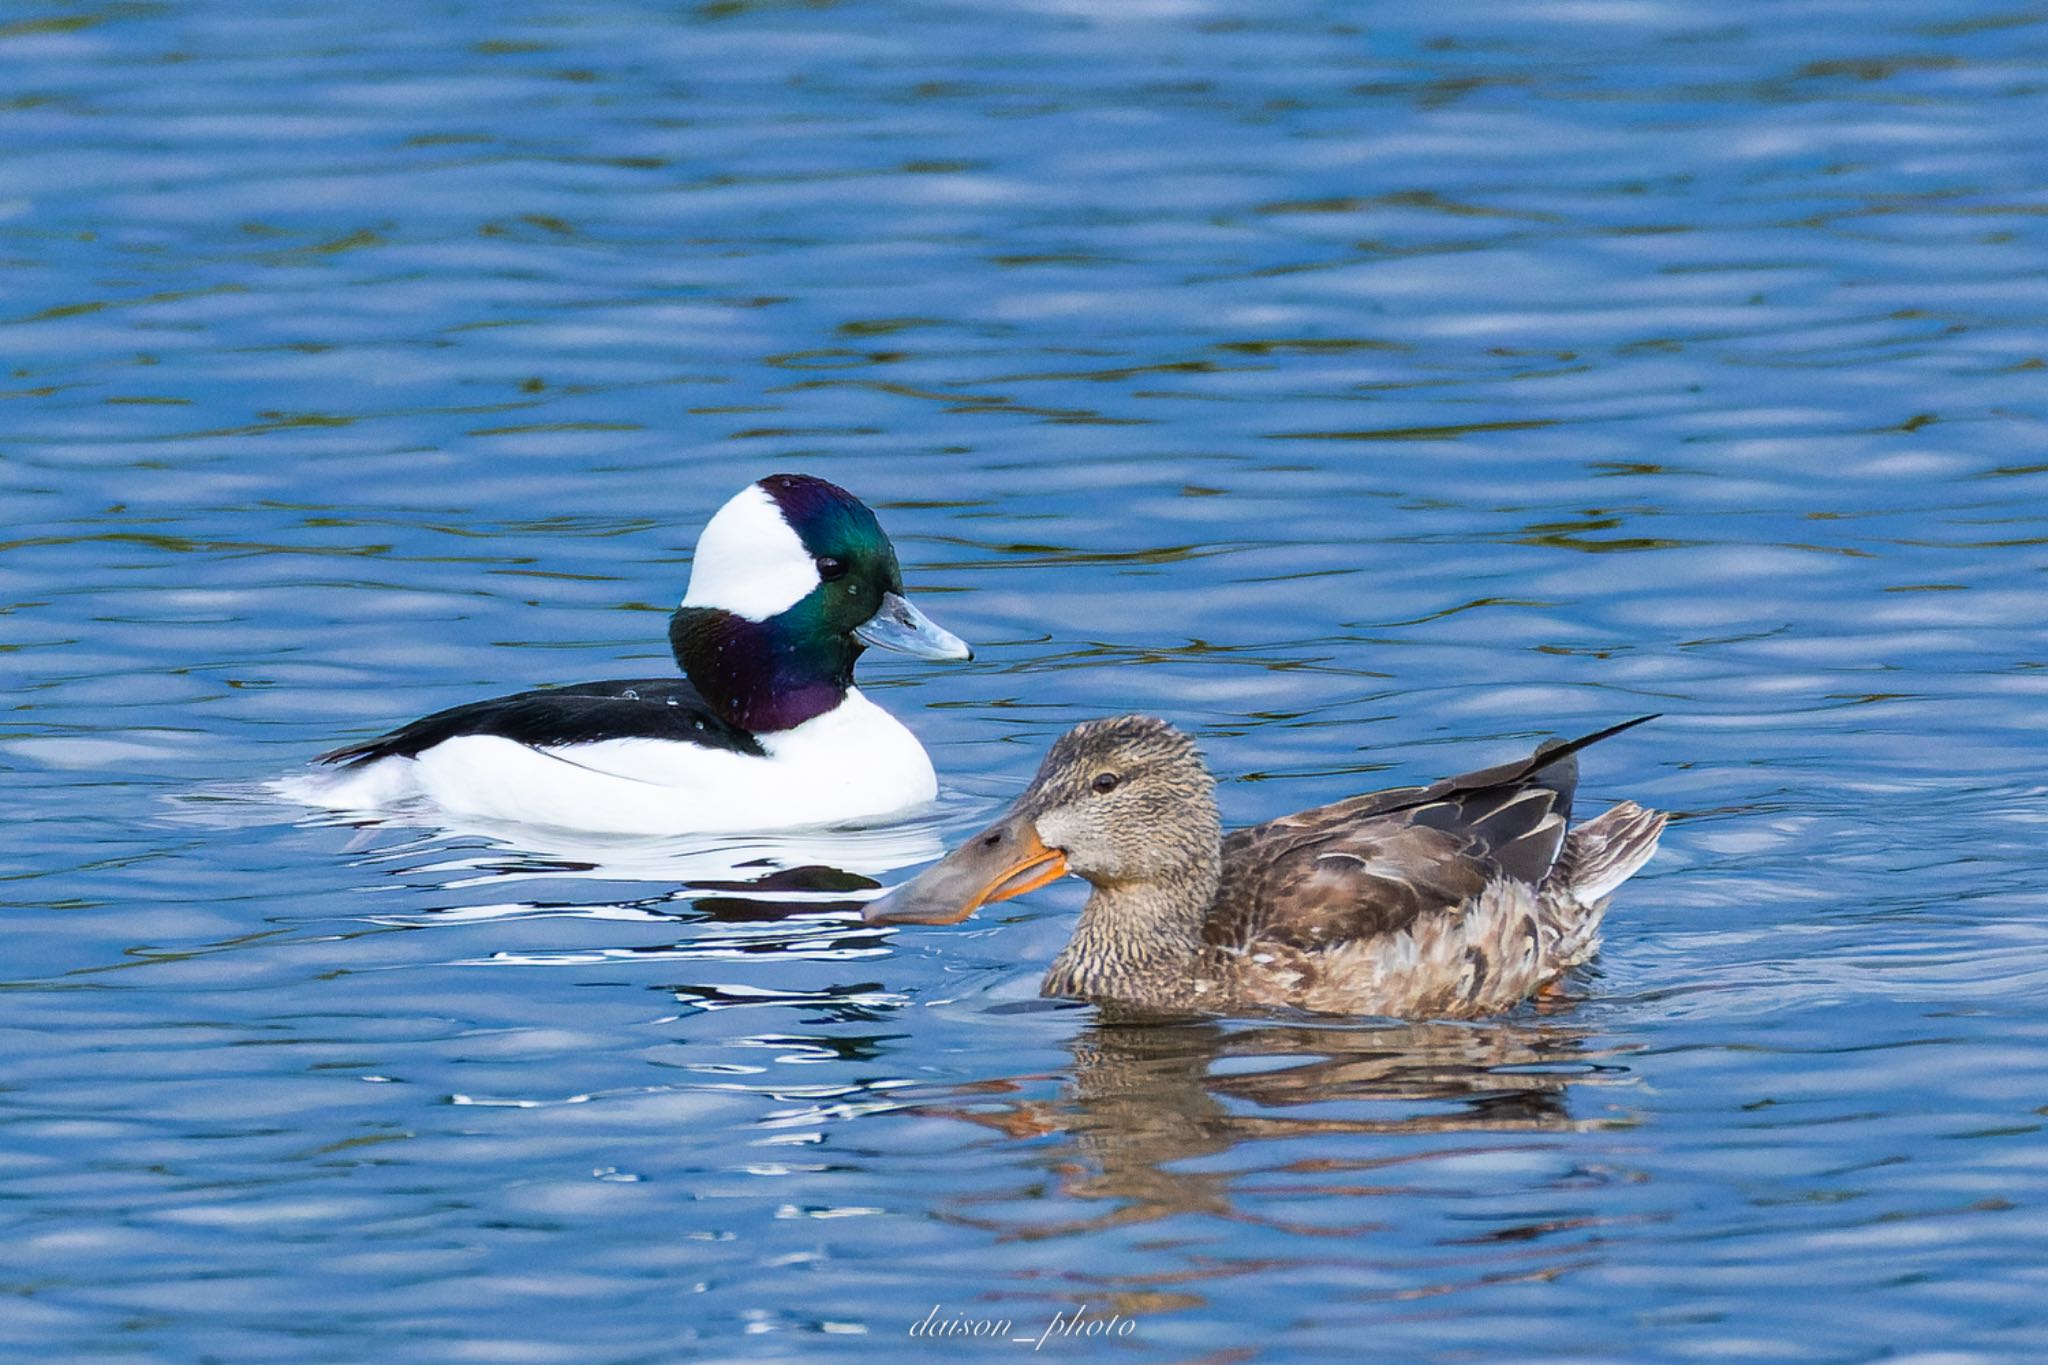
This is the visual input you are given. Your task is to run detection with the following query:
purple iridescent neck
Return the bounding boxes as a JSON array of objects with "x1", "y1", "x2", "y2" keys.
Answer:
[{"x1": 669, "y1": 605, "x2": 856, "y2": 734}]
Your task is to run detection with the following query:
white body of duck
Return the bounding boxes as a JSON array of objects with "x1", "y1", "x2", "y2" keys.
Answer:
[{"x1": 292, "y1": 687, "x2": 935, "y2": 834}]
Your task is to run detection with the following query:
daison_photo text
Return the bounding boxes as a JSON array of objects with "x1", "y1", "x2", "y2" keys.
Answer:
[{"x1": 909, "y1": 1303, "x2": 1139, "y2": 1349}]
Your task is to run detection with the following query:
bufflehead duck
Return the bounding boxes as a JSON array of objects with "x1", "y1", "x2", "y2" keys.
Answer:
[{"x1": 291, "y1": 474, "x2": 972, "y2": 833}]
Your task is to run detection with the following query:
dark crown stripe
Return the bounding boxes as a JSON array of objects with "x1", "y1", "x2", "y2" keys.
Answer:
[{"x1": 756, "y1": 473, "x2": 890, "y2": 562}]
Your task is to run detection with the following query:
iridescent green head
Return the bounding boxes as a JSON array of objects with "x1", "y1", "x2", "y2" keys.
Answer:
[{"x1": 669, "y1": 474, "x2": 971, "y2": 732}]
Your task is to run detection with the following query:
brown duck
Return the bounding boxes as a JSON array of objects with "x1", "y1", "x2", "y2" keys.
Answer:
[{"x1": 865, "y1": 715, "x2": 1665, "y2": 1019}]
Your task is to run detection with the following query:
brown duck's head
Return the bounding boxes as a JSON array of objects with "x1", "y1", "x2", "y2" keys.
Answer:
[{"x1": 864, "y1": 715, "x2": 1219, "y2": 927}]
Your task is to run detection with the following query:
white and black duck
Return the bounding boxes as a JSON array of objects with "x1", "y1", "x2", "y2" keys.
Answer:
[{"x1": 286, "y1": 474, "x2": 971, "y2": 833}]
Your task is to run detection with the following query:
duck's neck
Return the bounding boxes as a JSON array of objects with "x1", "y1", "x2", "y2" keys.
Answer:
[
  {"x1": 1042, "y1": 844, "x2": 1224, "y2": 1006},
  {"x1": 669, "y1": 605, "x2": 854, "y2": 734}
]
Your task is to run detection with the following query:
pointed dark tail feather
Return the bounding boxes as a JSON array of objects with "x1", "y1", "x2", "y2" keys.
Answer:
[
  {"x1": 1530, "y1": 713, "x2": 1661, "y2": 775},
  {"x1": 1422, "y1": 712, "x2": 1661, "y2": 832},
  {"x1": 1552, "y1": 800, "x2": 1666, "y2": 904},
  {"x1": 1437, "y1": 713, "x2": 1659, "y2": 798}
]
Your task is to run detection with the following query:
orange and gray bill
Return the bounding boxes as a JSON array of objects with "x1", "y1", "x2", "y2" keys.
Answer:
[{"x1": 863, "y1": 809, "x2": 1068, "y2": 926}]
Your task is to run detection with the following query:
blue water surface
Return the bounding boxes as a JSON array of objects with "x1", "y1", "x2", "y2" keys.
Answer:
[{"x1": 4, "y1": 0, "x2": 2048, "y2": 1359}]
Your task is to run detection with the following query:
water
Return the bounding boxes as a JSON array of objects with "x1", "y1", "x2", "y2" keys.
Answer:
[{"x1": 5, "y1": 0, "x2": 2047, "y2": 1358}]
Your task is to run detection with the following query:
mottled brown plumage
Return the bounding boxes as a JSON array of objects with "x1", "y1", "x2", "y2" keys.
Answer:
[{"x1": 867, "y1": 715, "x2": 1666, "y2": 1019}]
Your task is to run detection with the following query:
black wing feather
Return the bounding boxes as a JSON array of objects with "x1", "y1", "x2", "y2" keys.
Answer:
[{"x1": 317, "y1": 678, "x2": 764, "y2": 766}]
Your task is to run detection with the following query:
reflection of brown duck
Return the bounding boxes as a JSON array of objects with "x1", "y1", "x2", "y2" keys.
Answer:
[
  {"x1": 921, "y1": 1018, "x2": 1626, "y2": 1244},
  {"x1": 868, "y1": 716, "x2": 1665, "y2": 1018}
]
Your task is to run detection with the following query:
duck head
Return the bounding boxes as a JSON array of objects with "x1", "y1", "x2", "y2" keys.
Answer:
[
  {"x1": 865, "y1": 715, "x2": 1221, "y2": 926},
  {"x1": 671, "y1": 474, "x2": 971, "y2": 732}
]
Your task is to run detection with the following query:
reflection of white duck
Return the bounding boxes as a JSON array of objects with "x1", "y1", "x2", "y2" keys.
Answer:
[
  {"x1": 281, "y1": 474, "x2": 971, "y2": 834},
  {"x1": 356, "y1": 815, "x2": 953, "y2": 901},
  {"x1": 352, "y1": 827, "x2": 951, "y2": 940}
]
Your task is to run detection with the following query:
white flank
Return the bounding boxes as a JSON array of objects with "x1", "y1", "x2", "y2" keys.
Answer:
[
  {"x1": 286, "y1": 688, "x2": 937, "y2": 835},
  {"x1": 679, "y1": 483, "x2": 819, "y2": 621}
]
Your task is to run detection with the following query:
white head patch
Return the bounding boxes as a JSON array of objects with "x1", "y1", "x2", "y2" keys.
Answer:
[{"x1": 680, "y1": 483, "x2": 820, "y2": 621}]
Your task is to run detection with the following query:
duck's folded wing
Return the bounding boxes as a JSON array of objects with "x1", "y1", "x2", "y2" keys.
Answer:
[
  {"x1": 317, "y1": 679, "x2": 764, "y2": 765},
  {"x1": 1208, "y1": 817, "x2": 1496, "y2": 950},
  {"x1": 1206, "y1": 717, "x2": 1655, "y2": 951}
]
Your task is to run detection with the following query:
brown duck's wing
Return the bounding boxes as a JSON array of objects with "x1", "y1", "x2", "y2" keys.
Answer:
[
  {"x1": 1204, "y1": 716, "x2": 1656, "y2": 952},
  {"x1": 1206, "y1": 817, "x2": 1492, "y2": 951}
]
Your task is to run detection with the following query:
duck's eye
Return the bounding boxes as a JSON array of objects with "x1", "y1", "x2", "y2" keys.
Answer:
[
  {"x1": 815, "y1": 555, "x2": 848, "y2": 582},
  {"x1": 1091, "y1": 772, "x2": 1121, "y2": 794}
]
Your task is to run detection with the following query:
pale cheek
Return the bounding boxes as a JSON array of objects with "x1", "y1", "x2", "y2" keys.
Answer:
[
  {"x1": 1035, "y1": 807, "x2": 1078, "y2": 849},
  {"x1": 1043, "y1": 805, "x2": 1148, "y2": 882},
  {"x1": 1034, "y1": 808, "x2": 1099, "y2": 868}
]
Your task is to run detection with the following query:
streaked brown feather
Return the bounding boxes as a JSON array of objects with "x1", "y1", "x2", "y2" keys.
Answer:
[
  {"x1": 1191, "y1": 718, "x2": 1660, "y2": 1016},
  {"x1": 1200, "y1": 718, "x2": 1644, "y2": 956}
]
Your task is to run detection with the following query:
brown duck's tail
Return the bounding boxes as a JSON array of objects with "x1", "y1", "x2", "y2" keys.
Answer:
[
  {"x1": 1541, "y1": 801, "x2": 1665, "y2": 970},
  {"x1": 1553, "y1": 801, "x2": 1666, "y2": 904}
]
